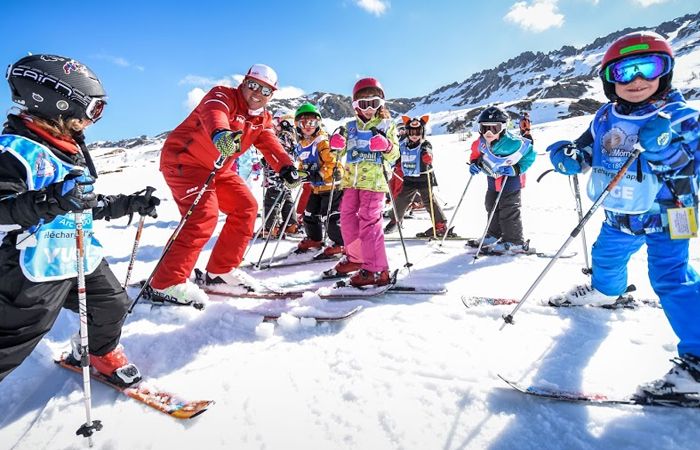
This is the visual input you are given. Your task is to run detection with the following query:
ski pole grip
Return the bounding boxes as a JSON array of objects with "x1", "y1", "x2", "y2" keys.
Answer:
[{"x1": 214, "y1": 154, "x2": 228, "y2": 169}]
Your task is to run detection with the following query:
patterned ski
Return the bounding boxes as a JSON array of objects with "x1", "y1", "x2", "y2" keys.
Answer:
[
  {"x1": 498, "y1": 375, "x2": 700, "y2": 408},
  {"x1": 461, "y1": 294, "x2": 659, "y2": 309},
  {"x1": 55, "y1": 353, "x2": 213, "y2": 419}
]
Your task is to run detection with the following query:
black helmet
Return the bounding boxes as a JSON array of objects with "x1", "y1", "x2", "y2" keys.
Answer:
[
  {"x1": 477, "y1": 106, "x2": 509, "y2": 123},
  {"x1": 6, "y1": 54, "x2": 107, "y2": 122}
]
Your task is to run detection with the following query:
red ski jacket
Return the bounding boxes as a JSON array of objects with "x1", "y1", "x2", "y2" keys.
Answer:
[{"x1": 160, "y1": 86, "x2": 293, "y2": 173}]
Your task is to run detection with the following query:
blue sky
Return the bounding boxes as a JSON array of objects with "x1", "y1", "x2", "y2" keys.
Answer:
[{"x1": 2, "y1": 0, "x2": 699, "y2": 141}]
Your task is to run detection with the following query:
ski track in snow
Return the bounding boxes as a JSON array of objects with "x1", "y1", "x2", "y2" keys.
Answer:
[{"x1": 2, "y1": 114, "x2": 700, "y2": 449}]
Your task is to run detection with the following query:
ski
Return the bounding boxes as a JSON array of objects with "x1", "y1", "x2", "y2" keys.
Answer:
[
  {"x1": 461, "y1": 294, "x2": 659, "y2": 309},
  {"x1": 55, "y1": 353, "x2": 213, "y2": 419},
  {"x1": 259, "y1": 305, "x2": 363, "y2": 322},
  {"x1": 498, "y1": 375, "x2": 700, "y2": 408}
]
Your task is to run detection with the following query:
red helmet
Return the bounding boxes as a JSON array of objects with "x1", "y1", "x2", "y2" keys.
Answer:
[
  {"x1": 599, "y1": 31, "x2": 674, "y2": 102},
  {"x1": 353, "y1": 77, "x2": 384, "y2": 99}
]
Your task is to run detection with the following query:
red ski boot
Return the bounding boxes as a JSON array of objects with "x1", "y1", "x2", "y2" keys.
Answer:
[
  {"x1": 295, "y1": 238, "x2": 323, "y2": 254},
  {"x1": 349, "y1": 269, "x2": 391, "y2": 287}
]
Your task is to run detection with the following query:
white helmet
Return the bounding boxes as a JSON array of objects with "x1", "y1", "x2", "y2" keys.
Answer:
[{"x1": 246, "y1": 64, "x2": 278, "y2": 90}]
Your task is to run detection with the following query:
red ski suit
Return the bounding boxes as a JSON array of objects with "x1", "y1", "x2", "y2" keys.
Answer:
[{"x1": 151, "y1": 86, "x2": 293, "y2": 289}]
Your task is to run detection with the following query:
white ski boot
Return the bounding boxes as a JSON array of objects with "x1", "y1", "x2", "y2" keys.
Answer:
[
  {"x1": 548, "y1": 283, "x2": 619, "y2": 307},
  {"x1": 206, "y1": 268, "x2": 264, "y2": 294},
  {"x1": 150, "y1": 279, "x2": 208, "y2": 305},
  {"x1": 637, "y1": 354, "x2": 700, "y2": 397}
]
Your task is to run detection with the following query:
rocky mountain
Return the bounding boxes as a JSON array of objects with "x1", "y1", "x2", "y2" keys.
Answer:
[{"x1": 90, "y1": 10, "x2": 700, "y2": 148}]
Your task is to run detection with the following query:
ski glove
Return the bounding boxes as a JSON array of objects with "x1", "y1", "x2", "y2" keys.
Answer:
[
  {"x1": 369, "y1": 134, "x2": 392, "y2": 152},
  {"x1": 212, "y1": 130, "x2": 243, "y2": 157},
  {"x1": 495, "y1": 165, "x2": 516, "y2": 177},
  {"x1": 332, "y1": 167, "x2": 343, "y2": 182},
  {"x1": 279, "y1": 165, "x2": 301, "y2": 189},
  {"x1": 421, "y1": 152, "x2": 433, "y2": 165},
  {"x1": 48, "y1": 169, "x2": 98, "y2": 213},
  {"x1": 638, "y1": 114, "x2": 676, "y2": 162},
  {"x1": 469, "y1": 162, "x2": 481, "y2": 176},
  {"x1": 548, "y1": 140, "x2": 583, "y2": 175},
  {"x1": 128, "y1": 190, "x2": 161, "y2": 218},
  {"x1": 329, "y1": 133, "x2": 346, "y2": 150}
]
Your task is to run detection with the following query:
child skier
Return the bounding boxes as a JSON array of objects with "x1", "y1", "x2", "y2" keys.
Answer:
[
  {"x1": 547, "y1": 31, "x2": 700, "y2": 397},
  {"x1": 384, "y1": 115, "x2": 449, "y2": 237},
  {"x1": 469, "y1": 106, "x2": 535, "y2": 253},
  {"x1": 0, "y1": 54, "x2": 160, "y2": 385},
  {"x1": 260, "y1": 108, "x2": 301, "y2": 238},
  {"x1": 293, "y1": 103, "x2": 345, "y2": 257},
  {"x1": 327, "y1": 78, "x2": 399, "y2": 286}
]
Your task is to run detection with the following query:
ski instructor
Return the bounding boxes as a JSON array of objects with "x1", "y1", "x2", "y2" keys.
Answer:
[{"x1": 149, "y1": 64, "x2": 299, "y2": 303}]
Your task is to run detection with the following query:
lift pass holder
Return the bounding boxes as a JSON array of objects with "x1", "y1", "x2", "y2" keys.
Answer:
[{"x1": 667, "y1": 206, "x2": 697, "y2": 239}]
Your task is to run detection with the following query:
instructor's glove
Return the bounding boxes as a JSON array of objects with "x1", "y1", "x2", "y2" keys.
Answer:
[
  {"x1": 212, "y1": 130, "x2": 243, "y2": 157},
  {"x1": 548, "y1": 140, "x2": 583, "y2": 175},
  {"x1": 48, "y1": 169, "x2": 98, "y2": 213},
  {"x1": 279, "y1": 165, "x2": 301, "y2": 189}
]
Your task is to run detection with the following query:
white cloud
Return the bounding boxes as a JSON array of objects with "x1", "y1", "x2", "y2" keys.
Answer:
[
  {"x1": 631, "y1": 0, "x2": 669, "y2": 6},
  {"x1": 94, "y1": 53, "x2": 144, "y2": 71},
  {"x1": 355, "y1": 0, "x2": 389, "y2": 16},
  {"x1": 504, "y1": 0, "x2": 564, "y2": 33},
  {"x1": 182, "y1": 74, "x2": 305, "y2": 110}
]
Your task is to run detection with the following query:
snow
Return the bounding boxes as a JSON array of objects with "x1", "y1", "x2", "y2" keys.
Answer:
[{"x1": 2, "y1": 113, "x2": 700, "y2": 450}]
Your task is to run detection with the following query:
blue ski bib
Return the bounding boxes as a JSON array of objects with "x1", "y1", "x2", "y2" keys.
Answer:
[
  {"x1": 0, "y1": 134, "x2": 102, "y2": 282},
  {"x1": 345, "y1": 119, "x2": 391, "y2": 165},
  {"x1": 400, "y1": 141, "x2": 422, "y2": 177}
]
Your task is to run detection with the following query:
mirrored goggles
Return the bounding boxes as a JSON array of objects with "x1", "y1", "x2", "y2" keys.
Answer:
[
  {"x1": 603, "y1": 53, "x2": 673, "y2": 84},
  {"x1": 85, "y1": 97, "x2": 106, "y2": 122},
  {"x1": 479, "y1": 122, "x2": 505, "y2": 135},
  {"x1": 298, "y1": 118, "x2": 320, "y2": 128},
  {"x1": 352, "y1": 96, "x2": 385, "y2": 111},
  {"x1": 245, "y1": 79, "x2": 274, "y2": 97}
]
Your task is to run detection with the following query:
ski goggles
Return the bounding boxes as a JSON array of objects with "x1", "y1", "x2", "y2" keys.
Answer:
[
  {"x1": 352, "y1": 96, "x2": 385, "y2": 111},
  {"x1": 479, "y1": 122, "x2": 505, "y2": 135},
  {"x1": 298, "y1": 118, "x2": 320, "y2": 128},
  {"x1": 245, "y1": 79, "x2": 274, "y2": 97},
  {"x1": 407, "y1": 128, "x2": 422, "y2": 137},
  {"x1": 603, "y1": 53, "x2": 673, "y2": 84},
  {"x1": 85, "y1": 97, "x2": 106, "y2": 122}
]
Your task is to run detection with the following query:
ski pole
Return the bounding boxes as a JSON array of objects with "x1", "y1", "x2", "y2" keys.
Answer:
[
  {"x1": 128, "y1": 155, "x2": 228, "y2": 313},
  {"x1": 123, "y1": 186, "x2": 156, "y2": 289},
  {"x1": 472, "y1": 176, "x2": 509, "y2": 262},
  {"x1": 437, "y1": 174, "x2": 474, "y2": 248},
  {"x1": 426, "y1": 168, "x2": 437, "y2": 239},
  {"x1": 571, "y1": 174, "x2": 592, "y2": 274},
  {"x1": 244, "y1": 186, "x2": 286, "y2": 262},
  {"x1": 372, "y1": 127, "x2": 412, "y2": 269},
  {"x1": 263, "y1": 186, "x2": 303, "y2": 269},
  {"x1": 500, "y1": 143, "x2": 645, "y2": 329},
  {"x1": 73, "y1": 210, "x2": 102, "y2": 446},
  {"x1": 254, "y1": 208, "x2": 283, "y2": 269}
]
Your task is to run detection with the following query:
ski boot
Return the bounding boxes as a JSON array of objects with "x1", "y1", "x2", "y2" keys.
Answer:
[
  {"x1": 383, "y1": 220, "x2": 399, "y2": 234},
  {"x1": 149, "y1": 280, "x2": 208, "y2": 306},
  {"x1": 317, "y1": 243, "x2": 344, "y2": 259},
  {"x1": 349, "y1": 269, "x2": 391, "y2": 287},
  {"x1": 283, "y1": 223, "x2": 304, "y2": 238},
  {"x1": 637, "y1": 354, "x2": 700, "y2": 399},
  {"x1": 415, "y1": 221, "x2": 451, "y2": 238},
  {"x1": 206, "y1": 268, "x2": 262, "y2": 293},
  {"x1": 295, "y1": 238, "x2": 323, "y2": 254},
  {"x1": 323, "y1": 256, "x2": 362, "y2": 279},
  {"x1": 548, "y1": 283, "x2": 620, "y2": 307},
  {"x1": 68, "y1": 336, "x2": 142, "y2": 388}
]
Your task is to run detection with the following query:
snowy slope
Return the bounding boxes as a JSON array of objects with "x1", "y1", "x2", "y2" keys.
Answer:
[{"x1": 1, "y1": 112, "x2": 700, "y2": 450}]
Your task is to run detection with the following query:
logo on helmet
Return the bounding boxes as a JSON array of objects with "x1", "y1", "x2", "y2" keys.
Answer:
[
  {"x1": 56, "y1": 100, "x2": 69, "y2": 111},
  {"x1": 63, "y1": 60, "x2": 88, "y2": 75},
  {"x1": 32, "y1": 93, "x2": 44, "y2": 103}
]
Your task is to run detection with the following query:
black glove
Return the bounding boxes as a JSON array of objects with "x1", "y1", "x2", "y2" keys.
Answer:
[
  {"x1": 279, "y1": 165, "x2": 301, "y2": 188},
  {"x1": 47, "y1": 169, "x2": 98, "y2": 213},
  {"x1": 332, "y1": 167, "x2": 342, "y2": 182},
  {"x1": 307, "y1": 171, "x2": 325, "y2": 184},
  {"x1": 128, "y1": 187, "x2": 160, "y2": 218}
]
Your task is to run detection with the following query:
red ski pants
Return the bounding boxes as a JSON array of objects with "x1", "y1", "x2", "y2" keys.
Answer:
[{"x1": 150, "y1": 165, "x2": 257, "y2": 289}]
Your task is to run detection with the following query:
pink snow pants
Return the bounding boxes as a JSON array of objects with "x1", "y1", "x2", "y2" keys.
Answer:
[{"x1": 340, "y1": 188, "x2": 389, "y2": 272}]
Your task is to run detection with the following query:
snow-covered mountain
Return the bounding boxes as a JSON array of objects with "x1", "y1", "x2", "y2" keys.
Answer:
[{"x1": 88, "y1": 10, "x2": 700, "y2": 151}]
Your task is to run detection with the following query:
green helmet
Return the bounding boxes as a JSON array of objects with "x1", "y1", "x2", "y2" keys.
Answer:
[{"x1": 295, "y1": 102, "x2": 321, "y2": 120}]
